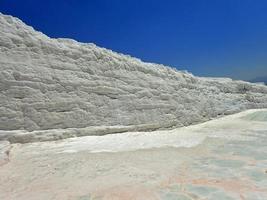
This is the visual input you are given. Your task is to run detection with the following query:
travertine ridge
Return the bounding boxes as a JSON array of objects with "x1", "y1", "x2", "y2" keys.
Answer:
[{"x1": 1, "y1": 13, "x2": 267, "y2": 139}]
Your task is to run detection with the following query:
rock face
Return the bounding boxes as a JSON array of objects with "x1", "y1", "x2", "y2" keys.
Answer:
[{"x1": 1, "y1": 13, "x2": 267, "y2": 132}]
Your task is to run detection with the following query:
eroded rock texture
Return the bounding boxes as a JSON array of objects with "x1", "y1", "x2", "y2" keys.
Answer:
[{"x1": 1, "y1": 13, "x2": 267, "y2": 132}]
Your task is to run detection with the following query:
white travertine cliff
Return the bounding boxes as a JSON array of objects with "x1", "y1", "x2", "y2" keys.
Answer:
[{"x1": 0, "y1": 13, "x2": 267, "y2": 141}]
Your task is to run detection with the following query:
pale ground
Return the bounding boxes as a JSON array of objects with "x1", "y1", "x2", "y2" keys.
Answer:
[{"x1": 0, "y1": 109, "x2": 267, "y2": 200}]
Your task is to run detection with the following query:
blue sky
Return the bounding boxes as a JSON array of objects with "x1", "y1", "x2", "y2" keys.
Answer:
[{"x1": 0, "y1": 0, "x2": 267, "y2": 80}]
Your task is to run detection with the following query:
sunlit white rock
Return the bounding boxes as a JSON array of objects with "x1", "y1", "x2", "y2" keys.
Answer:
[{"x1": 0, "y1": 13, "x2": 267, "y2": 137}]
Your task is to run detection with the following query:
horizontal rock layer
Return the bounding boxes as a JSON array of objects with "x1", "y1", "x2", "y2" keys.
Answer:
[{"x1": 1, "y1": 13, "x2": 267, "y2": 132}]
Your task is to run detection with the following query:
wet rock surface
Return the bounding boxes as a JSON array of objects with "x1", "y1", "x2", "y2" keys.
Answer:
[{"x1": 0, "y1": 110, "x2": 266, "y2": 200}]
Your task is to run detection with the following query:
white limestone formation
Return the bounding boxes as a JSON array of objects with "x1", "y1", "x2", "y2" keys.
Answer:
[
  {"x1": 1, "y1": 109, "x2": 267, "y2": 200},
  {"x1": 0, "y1": 13, "x2": 267, "y2": 142}
]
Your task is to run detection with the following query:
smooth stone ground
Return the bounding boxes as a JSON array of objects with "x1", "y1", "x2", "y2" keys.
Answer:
[{"x1": 0, "y1": 109, "x2": 266, "y2": 200}]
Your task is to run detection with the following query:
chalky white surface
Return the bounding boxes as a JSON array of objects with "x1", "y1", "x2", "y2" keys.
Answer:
[{"x1": 1, "y1": 13, "x2": 267, "y2": 136}]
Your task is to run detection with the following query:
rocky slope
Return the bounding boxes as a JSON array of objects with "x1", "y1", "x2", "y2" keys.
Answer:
[{"x1": 1, "y1": 13, "x2": 267, "y2": 140}]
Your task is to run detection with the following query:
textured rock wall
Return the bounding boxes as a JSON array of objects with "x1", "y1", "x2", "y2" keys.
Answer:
[{"x1": 1, "y1": 13, "x2": 267, "y2": 131}]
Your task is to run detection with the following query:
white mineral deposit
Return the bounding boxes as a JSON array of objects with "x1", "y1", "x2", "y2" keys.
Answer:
[{"x1": 0, "y1": 13, "x2": 267, "y2": 200}]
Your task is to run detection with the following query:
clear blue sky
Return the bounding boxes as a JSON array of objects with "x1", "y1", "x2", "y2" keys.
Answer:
[{"x1": 1, "y1": 0, "x2": 267, "y2": 80}]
